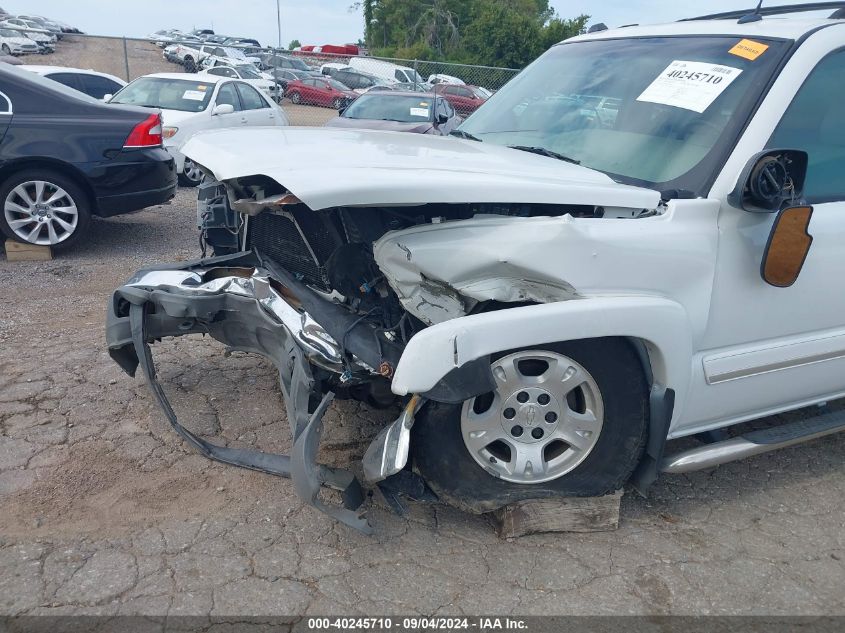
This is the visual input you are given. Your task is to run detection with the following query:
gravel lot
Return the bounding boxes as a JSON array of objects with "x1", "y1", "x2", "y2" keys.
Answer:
[{"x1": 1, "y1": 186, "x2": 844, "y2": 619}]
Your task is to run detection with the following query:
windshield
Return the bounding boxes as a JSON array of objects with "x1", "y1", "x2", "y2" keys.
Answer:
[
  {"x1": 234, "y1": 64, "x2": 261, "y2": 79},
  {"x1": 343, "y1": 94, "x2": 434, "y2": 122},
  {"x1": 0, "y1": 29, "x2": 20, "y2": 36},
  {"x1": 326, "y1": 78, "x2": 349, "y2": 92},
  {"x1": 460, "y1": 36, "x2": 787, "y2": 193},
  {"x1": 285, "y1": 57, "x2": 309, "y2": 70},
  {"x1": 110, "y1": 77, "x2": 215, "y2": 112}
]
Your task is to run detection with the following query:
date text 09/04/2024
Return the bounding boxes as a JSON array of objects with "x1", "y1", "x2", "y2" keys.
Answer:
[{"x1": 306, "y1": 617, "x2": 529, "y2": 631}]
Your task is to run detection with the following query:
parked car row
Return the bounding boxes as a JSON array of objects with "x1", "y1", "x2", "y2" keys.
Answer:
[
  {"x1": 319, "y1": 60, "x2": 492, "y2": 114},
  {"x1": 149, "y1": 26, "x2": 495, "y2": 114},
  {"x1": 0, "y1": 52, "x2": 477, "y2": 253},
  {"x1": 0, "y1": 19, "x2": 56, "y2": 55},
  {"x1": 0, "y1": 11, "x2": 81, "y2": 56}
]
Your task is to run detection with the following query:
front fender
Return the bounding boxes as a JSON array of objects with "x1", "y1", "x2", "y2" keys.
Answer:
[{"x1": 392, "y1": 296, "x2": 693, "y2": 423}]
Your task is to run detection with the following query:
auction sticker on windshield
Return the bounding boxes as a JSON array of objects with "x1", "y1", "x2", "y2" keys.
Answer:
[
  {"x1": 410, "y1": 107, "x2": 430, "y2": 117},
  {"x1": 183, "y1": 90, "x2": 207, "y2": 101},
  {"x1": 637, "y1": 60, "x2": 742, "y2": 113}
]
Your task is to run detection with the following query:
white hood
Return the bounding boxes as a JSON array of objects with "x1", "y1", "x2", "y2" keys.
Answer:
[{"x1": 182, "y1": 127, "x2": 661, "y2": 211}]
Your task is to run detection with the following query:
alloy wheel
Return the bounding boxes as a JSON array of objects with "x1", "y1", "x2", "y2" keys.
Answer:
[
  {"x1": 4, "y1": 180, "x2": 79, "y2": 246},
  {"x1": 183, "y1": 159, "x2": 203, "y2": 185},
  {"x1": 460, "y1": 350, "x2": 604, "y2": 484}
]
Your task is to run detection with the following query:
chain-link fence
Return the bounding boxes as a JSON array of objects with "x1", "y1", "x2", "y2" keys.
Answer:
[{"x1": 3, "y1": 31, "x2": 520, "y2": 126}]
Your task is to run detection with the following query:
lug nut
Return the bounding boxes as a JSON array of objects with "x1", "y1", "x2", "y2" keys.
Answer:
[
  {"x1": 503, "y1": 407, "x2": 516, "y2": 420},
  {"x1": 537, "y1": 393, "x2": 550, "y2": 405},
  {"x1": 531, "y1": 428, "x2": 544, "y2": 439},
  {"x1": 511, "y1": 425, "x2": 524, "y2": 437},
  {"x1": 545, "y1": 412, "x2": 557, "y2": 423},
  {"x1": 516, "y1": 391, "x2": 529, "y2": 403}
]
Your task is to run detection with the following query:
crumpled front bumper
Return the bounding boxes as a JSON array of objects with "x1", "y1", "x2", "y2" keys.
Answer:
[
  {"x1": 106, "y1": 251, "x2": 496, "y2": 531},
  {"x1": 106, "y1": 251, "x2": 390, "y2": 532}
]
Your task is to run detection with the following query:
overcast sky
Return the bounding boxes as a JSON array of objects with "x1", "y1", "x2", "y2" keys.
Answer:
[{"x1": 5, "y1": 1, "x2": 833, "y2": 46}]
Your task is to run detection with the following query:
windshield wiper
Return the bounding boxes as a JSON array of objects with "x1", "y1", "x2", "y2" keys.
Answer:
[
  {"x1": 508, "y1": 145, "x2": 580, "y2": 165},
  {"x1": 449, "y1": 129, "x2": 482, "y2": 142}
]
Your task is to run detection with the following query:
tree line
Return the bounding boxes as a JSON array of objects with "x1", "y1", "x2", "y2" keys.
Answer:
[{"x1": 356, "y1": 0, "x2": 589, "y2": 68}]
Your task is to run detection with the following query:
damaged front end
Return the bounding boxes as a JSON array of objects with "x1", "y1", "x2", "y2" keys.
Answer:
[
  {"x1": 107, "y1": 131, "x2": 667, "y2": 531},
  {"x1": 106, "y1": 249, "x2": 445, "y2": 533}
]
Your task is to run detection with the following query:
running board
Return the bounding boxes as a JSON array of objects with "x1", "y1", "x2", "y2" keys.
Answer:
[{"x1": 661, "y1": 408, "x2": 845, "y2": 474}]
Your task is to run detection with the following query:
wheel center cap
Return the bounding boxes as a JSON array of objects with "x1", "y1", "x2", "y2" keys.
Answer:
[
  {"x1": 500, "y1": 387, "x2": 560, "y2": 443},
  {"x1": 520, "y1": 404, "x2": 539, "y2": 427}
]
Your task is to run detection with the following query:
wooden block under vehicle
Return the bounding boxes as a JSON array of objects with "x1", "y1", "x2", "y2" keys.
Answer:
[
  {"x1": 491, "y1": 489, "x2": 623, "y2": 538},
  {"x1": 4, "y1": 240, "x2": 53, "y2": 262}
]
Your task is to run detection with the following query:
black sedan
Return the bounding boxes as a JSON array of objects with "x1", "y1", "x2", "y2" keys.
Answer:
[
  {"x1": 324, "y1": 91, "x2": 462, "y2": 135},
  {"x1": 0, "y1": 64, "x2": 176, "y2": 249}
]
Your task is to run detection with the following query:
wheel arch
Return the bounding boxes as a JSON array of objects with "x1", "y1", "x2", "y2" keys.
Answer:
[
  {"x1": 392, "y1": 296, "x2": 694, "y2": 423},
  {"x1": 0, "y1": 158, "x2": 97, "y2": 214}
]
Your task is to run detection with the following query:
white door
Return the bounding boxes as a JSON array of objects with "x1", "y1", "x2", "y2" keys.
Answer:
[
  {"x1": 235, "y1": 82, "x2": 277, "y2": 126},
  {"x1": 212, "y1": 82, "x2": 248, "y2": 128},
  {"x1": 681, "y1": 34, "x2": 845, "y2": 433}
]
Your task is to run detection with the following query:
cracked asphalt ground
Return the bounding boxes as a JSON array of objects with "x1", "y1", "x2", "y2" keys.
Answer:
[{"x1": 1, "y1": 187, "x2": 844, "y2": 619}]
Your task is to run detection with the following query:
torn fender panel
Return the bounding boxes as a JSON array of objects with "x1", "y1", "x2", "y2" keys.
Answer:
[
  {"x1": 373, "y1": 200, "x2": 719, "y2": 326},
  {"x1": 182, "y1": 127, "x2": 661, "y2": 212}
]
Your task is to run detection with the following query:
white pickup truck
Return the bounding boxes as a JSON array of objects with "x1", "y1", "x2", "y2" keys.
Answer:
[{"x1": 107, "y1": 6, "x2": 845, "y2": 533}]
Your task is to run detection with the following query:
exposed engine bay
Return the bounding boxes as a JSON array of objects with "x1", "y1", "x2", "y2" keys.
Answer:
[
  {"x1": 202, "y1": 175, "x2": 644, "y2": 334},
  {"x1": 107, "y1": 171, "x2": 664, "y2": 533}
]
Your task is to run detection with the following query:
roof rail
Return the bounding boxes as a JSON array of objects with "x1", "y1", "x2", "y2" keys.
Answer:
[{"x1": 681, "y1": 2, "x2": 845, "y2": 21}]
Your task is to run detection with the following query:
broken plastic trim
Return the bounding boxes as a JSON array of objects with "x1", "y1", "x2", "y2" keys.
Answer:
[
  {"x1": 362, "y1": 394, "x2": 425, "y2": 483},
  {"x1": 127, "y1": 300, "x2": 372, "y2": 534}
]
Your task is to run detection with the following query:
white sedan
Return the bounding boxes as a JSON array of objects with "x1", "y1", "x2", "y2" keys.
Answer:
[
  {"x1": 107, "y1": 73, "x2": 289, "y2": 186},
  {"x1": 199, "y1": 64, "x2": 280, "y2": 101},
  {"x1": 0, "y1": 27, "x2": 39, "y2": 55}
]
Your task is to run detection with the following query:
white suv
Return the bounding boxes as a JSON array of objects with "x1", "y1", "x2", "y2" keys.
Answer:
[{"x1": 107, "y1": 7, "x2": 845, "y2": 533}]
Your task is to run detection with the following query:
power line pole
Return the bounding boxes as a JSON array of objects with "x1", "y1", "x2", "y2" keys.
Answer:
[{"x1": 276, "y1": 0, "x2": 282, "y2": 50}]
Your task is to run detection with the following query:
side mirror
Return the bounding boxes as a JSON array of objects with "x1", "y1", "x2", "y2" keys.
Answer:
[
  {"x1": 761, "y1": 205, "x2": 814, "y2": 288},
  {"x1": 729, "y1": 149, "x2": 808, "y2": 213},
  {"x1": 212, "y1": 103, "x2": 234, "y2": 116},
  {"x1": 436, "y1": 113, "x2": 449, "y2": 124},
  {"x1": 103, "y1": 94, "x2": 113, "y2": 102}
]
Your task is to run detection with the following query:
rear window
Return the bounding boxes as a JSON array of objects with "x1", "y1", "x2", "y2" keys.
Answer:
[{"x1": 110, "y1": 77, "x2": 215, "y2": 112}]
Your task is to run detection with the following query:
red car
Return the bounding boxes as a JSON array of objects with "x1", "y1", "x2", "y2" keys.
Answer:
[
  {"x1": 285, "y1": 77, "x2": 358, "y2": 110},
  {"x1": 434, "y1": 84, "x2": 490, "y2": 116}
]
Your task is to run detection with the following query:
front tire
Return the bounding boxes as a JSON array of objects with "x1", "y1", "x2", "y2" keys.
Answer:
[
  {"x1": 290, "y1": 91, "x2": 301, "y2": 105},
  {"x1": 411, "y1": 338, "x2": 649, "y2": 513},
  {"x1": 0, "y1": 170, "x2": 91, "y2": 250},
  {"x1": 183, "y1": 56, "x2": 196, "y2": 73},
  {"x1": 2, "y1": 44, "x2": 11, "y2": 55},
  {"x1": 332, "y1": 97, "x2": 342, "y2": 110}
]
